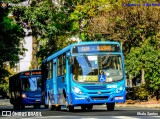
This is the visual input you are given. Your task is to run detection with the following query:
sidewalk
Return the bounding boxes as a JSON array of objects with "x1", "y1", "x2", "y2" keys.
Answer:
[
  {"x1": 0, "y1": 99, "x2": 11, "y2": 106},
  {"x1": 116, "y1": 100, "x2": 160, "y2": 108}
]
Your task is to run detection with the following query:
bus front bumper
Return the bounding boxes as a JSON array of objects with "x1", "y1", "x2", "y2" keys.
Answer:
[
  {"x1": 22, "y1": 98, "x2": 43, "y2": 105},
  {"x1": 71, "y1": 92, "x2": 126, "y2": 105}
]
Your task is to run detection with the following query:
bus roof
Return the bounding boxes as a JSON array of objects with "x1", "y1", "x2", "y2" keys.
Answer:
[
  {"x1": 17, "y1": 69, "x2": 41, "y2": 74},
  {"x1": 9, "y1": 69, "x2": 41, "y2": 79},
  {"x1": 44, "y1": 41, "x2": 121, "y2": 62}
]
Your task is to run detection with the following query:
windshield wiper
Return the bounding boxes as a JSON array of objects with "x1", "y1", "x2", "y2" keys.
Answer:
[
  {"x1": 83, "y1": 54, "x2": 92, "y2": 67},
  {"x1": 102, "y1": 54, "x2": 110, "y2": 65}
]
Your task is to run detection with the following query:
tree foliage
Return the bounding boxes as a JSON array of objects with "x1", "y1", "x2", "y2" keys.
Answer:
[
  {"x1": 5, "y1": 0, "x2": 160, "y2": 96},
  {"x1": 0, "y1": 1, "x2": 26, "y2": 95},
  {"x1": 11, "y1": 0, "x2": 78, "y2": 62}
]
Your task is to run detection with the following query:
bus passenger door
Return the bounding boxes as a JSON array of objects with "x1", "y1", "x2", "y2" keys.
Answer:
[{"x1": 66, "y1": 53, "x2": 73, "y2": 105}]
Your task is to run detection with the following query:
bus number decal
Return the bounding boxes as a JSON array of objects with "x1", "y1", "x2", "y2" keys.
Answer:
[{"x1": 107, "y1": 85, "x2": 117, "y2": 88}]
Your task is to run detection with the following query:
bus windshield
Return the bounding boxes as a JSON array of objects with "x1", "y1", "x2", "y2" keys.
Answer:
[
  {"x1": 21, "y1": 77, "x2": 42, "y2": 91},
  {"x1": 73, "y1": 54, "x2": 123, "y2": 83}
]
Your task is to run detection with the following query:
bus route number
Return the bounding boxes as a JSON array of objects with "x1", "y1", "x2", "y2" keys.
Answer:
[{"x1": 81, "y1": 47, "x2": 90, "y2": 52}]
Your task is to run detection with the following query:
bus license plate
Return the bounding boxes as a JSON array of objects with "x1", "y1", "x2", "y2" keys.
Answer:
[
  {"x1": 115, "y1": 97, "x2": 123, "y2": 100},
  {"x1": 36, "y1": 99, "x2": 41, "y2": 102}
]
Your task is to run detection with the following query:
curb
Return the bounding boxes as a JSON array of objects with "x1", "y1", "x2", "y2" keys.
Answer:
[{"x1": 115, "y1": 104, "x2": 160, "y2": 108}]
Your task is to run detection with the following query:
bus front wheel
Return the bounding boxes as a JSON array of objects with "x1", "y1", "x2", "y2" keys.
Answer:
[
  {"x1": 106, "y1": 103, "x2": 115, "y2": 111},
  {"x1": 67, "y1": 105, "x2": 74, "y2": 112},
  {"x1": 81, "y1": 105, "x2": 86, "y2": 111},
  {"x1": 86, "y1": 105, "x2": 93, "y2": 110},
  {"x1": 55, "y1": 105, "x2": 61, "y2": 111}
]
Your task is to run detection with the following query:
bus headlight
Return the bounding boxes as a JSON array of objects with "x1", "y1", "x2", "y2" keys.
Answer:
[
  {"x1": 21, "y1": 94, "x2": 26, "y2": 98},
  {"x1": 72, "y1": 86, "x2": 83, "y2": 95}
]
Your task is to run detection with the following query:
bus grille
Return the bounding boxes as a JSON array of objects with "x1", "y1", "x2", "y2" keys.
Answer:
[
  {"x1": 83, "y1": 86, "x2": 106, "y2": 90},
  {"x1": 88, "y1": 92, "x2": 110, "y2": 94},
  {"x1": 90, "y1": 96, "x2": 109, "y2": 100}
]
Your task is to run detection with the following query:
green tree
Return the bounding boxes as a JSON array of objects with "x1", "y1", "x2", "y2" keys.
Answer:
[
  {"x1": 12, "y1": 0, "x2": 75, "y2": 60},
  {"x1": 0, "y1": 1, "x2": 26, "y2": 95},
  {"x1": 10, "y1": 0, "x2": 160, "y2": 96},
  {"x1": 125, "y1": 37, "x2": 160, "y2": 93}
]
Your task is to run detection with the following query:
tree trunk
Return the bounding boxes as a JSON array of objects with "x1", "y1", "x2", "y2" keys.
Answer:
[
  {"x1": 129, "y1": 74, "x2": 132, "y2": 87},
  {"x1": 141, "y1": 69, "x2": 145, "y2": 84}
]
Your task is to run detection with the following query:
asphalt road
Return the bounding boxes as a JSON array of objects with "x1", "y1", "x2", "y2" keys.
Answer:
[{"x1": 0, "y1": 105, "x2": 160, "y2": 119}]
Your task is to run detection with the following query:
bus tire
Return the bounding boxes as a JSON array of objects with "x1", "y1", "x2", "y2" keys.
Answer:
[
  {"x1": 86, "y1": 105, "x2": 93, "y2": 110},
  {"x1": 67, "y1": 105, "x2": 74, "y2": 112},
  {"x1": 55, "y1": 105, "x2": 61, "y2": 111},
  {"x1": 81, "y1": 105, "x2": 86, "y2": 111},
  {"x1": 106, "y1": 103, "x2": 115, "y2": 111}
]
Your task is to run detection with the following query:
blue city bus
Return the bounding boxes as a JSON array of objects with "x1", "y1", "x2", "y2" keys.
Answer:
[
  {"x1": 42, "y1": 41, "x2": 126, "y2": 111},
  {"x1": 9, "y1": 69, "x2": 43, "y2": 109}
]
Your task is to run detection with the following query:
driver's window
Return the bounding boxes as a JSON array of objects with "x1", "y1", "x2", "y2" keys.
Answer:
[
  {"x1": 106, "y1": 56, "x2": 116, "y2": 69},
  {"x1": 73, "y1": 59, "x2": 80, "y2": 79},
  {"x1": 110, "y1": 57, "x2": 116, "y2": 69}
]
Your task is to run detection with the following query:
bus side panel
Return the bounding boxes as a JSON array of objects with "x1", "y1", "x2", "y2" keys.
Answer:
[
  {"x1": 46, "y1": 79, "x2": 53, "y2": 105},
  {"x1": 57, "y1": 76, "x2": 66, "y2": 105}
]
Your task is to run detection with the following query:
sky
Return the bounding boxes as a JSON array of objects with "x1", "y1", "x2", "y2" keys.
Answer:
[{"x1": 19, "y1": 35, "x2": 32, "y2": 71}]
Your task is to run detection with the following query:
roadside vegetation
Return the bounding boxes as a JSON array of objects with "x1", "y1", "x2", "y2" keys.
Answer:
[{"x1": 0, "y1": 0, "x2": 160, "y2": 100}]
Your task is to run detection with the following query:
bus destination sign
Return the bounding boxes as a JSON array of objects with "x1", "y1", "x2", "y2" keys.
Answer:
[
  {"x1": 22, "y1": 71, "x2": 42, "y2": 76},
  {"x1": 72, "y1": 44, "x2": 120, "y2": 53},
  {"x1": 32, "y1": 71, "x2": 42, "y2": 75},
  {"x1": 23, "y1": 72, "x2": 30, "y2": 76}
]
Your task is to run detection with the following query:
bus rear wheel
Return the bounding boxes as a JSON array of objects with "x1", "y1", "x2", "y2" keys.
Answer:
[{"x1": 106, "y1": 103, "x2": 115, "y2": 111}]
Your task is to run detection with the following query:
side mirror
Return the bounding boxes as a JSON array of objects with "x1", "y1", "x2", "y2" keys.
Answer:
[{"x1": 68, "y1": 57, "x2": 74, "y2": 65}]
